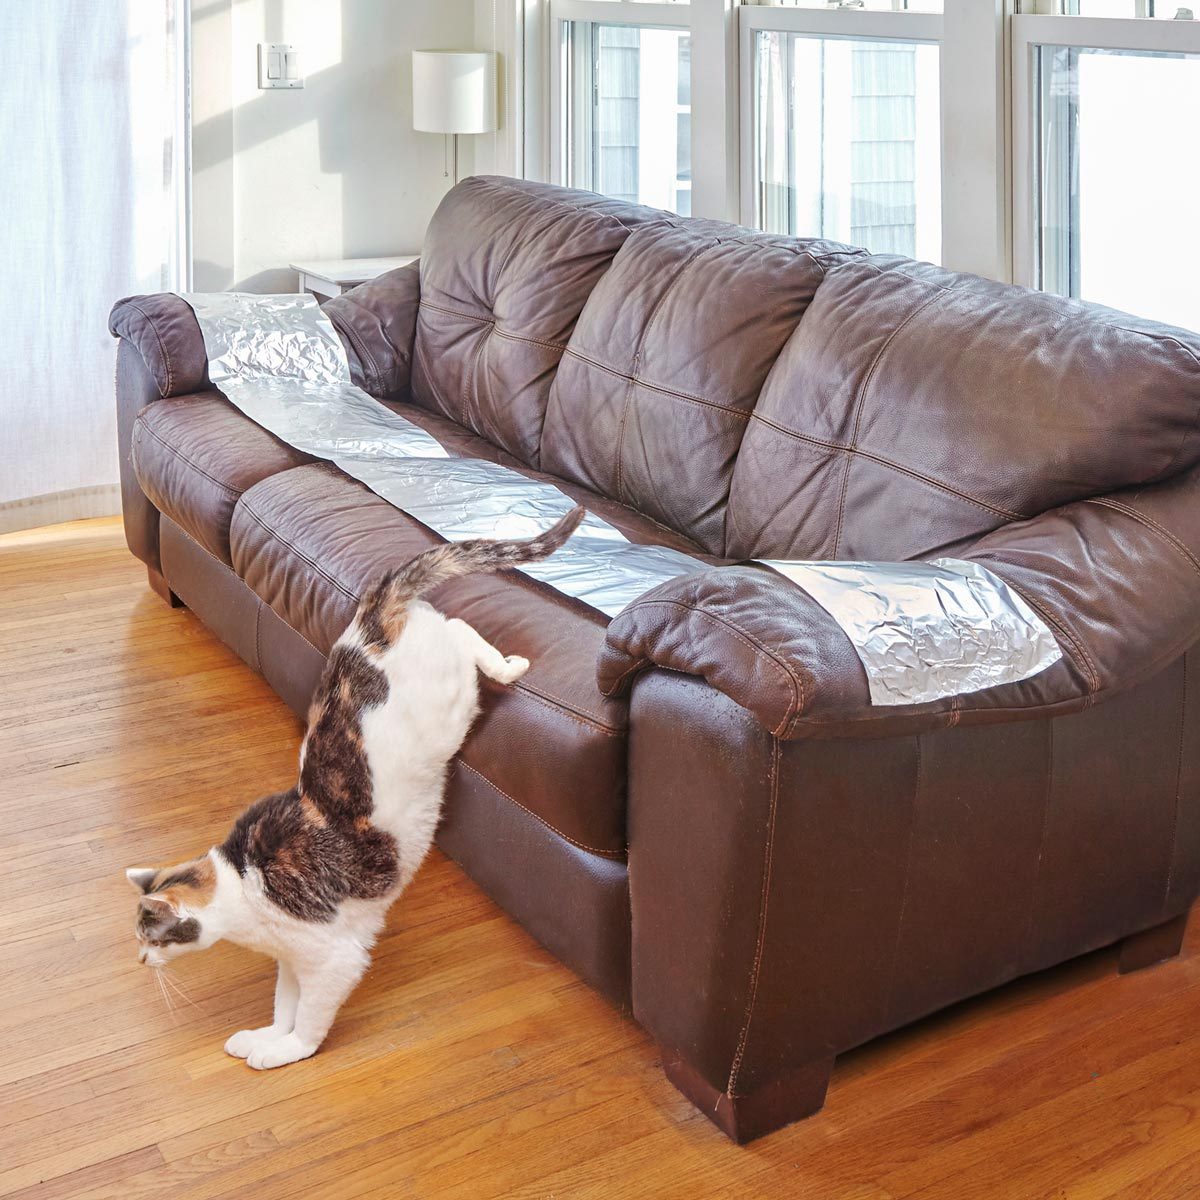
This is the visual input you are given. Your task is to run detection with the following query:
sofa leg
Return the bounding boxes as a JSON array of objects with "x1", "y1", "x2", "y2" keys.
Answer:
[
  {"x1": 146, "y1": 565, "x2": 184, "y2": 608},
  {"x1": 1118, "y1": 910, "x2": 1190, "y2": 974},
  {"x1": 661, "y1": 1048, "x2": 834, "y2": 1143}
]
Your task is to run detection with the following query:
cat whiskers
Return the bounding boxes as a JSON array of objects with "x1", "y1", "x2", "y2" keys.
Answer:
[
  {"x1": 151, "y1": 963, "x2": 178, "y2": 1023},
  {"x1": 157, "y1": 965, "x2": 204, "y2": 1016}
]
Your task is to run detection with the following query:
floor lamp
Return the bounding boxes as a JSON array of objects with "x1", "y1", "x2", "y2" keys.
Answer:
[{"x1": 412, "y1": 51, "x2": 497, "y2": 186}]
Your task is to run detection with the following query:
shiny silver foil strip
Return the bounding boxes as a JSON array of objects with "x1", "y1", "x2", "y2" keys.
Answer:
[
  {"x1": 180, "y1": 293, "x2": 704, "y2": 616},
  {"x1": 181, "y1": 292, "x2": 1061, "y2": 702},
  {"x1": 762, "y1": 558, "x2": 1063, "y2": 706}
]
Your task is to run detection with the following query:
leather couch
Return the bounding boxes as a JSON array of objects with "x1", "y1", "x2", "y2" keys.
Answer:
[{"x1": 110, "y1": 177, "x2": 1200, "y2": 1142}]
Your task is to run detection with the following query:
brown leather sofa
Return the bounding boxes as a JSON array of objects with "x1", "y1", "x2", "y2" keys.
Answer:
[{"x1": 110, "y1": 176, "x2": 1200, "y2": 1142}]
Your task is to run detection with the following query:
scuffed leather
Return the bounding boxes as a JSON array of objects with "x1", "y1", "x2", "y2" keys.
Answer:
[
  {"x1": 132, "y1": 392, "x2": 314, "y2": 564},
  {"x1": 601, "y1": 462, "x2": 1200, "y2": 739},
  {"x1": 542, "y1": 224, "x2": 861, "y2": 552},
  {"x1": 322, "y1": 260, "x2": 421, "y2": 398},
  {"x1": 115, "y1": 339, "x2": 165, "y2": 570},
  {"x1": 109, "y1": 293, "x2": 210, "y2": 398},
  {"x1": 410, "y1": 177, "x2": 674, "y2": 466},
  {"x1": 628, "y1": 665, "x2": 1198, "y2": 1097}
]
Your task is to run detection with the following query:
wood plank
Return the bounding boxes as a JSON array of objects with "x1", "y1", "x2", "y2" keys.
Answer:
[{"x1": 3, "y1": 517, "x2": 1200, "y2": 1199}]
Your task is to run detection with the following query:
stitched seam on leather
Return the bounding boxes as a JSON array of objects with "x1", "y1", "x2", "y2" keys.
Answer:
[
  {"x1": 960, "y1": 558, "x2": 1101, "y2": 693},
  {"x1": 1021, "y1": 723, "x2": 1055, "y2": 971},
  {"x1": 881, "y1": 737, "x2": 922, "y2": 1028},
  {"x1": 456, "y1": 758, "x2": 625, "y2": 858},
  {"x1": 512, "y1": 678, "x2": 624, "y2": 735},
  {"x1": 236, "y1": 502, "x2": 360, "y2": 602},
  {"x1": 1085, "y1": 497, "x2": 1200, "y2": 579},
  {"x1": 460, "y1": 332, "x2": 490, "y2": 430},
  {"x1": 727, "y1": 735, "x2": 780, "y2": 1097},
  {"x1": 616, "y1": 240, "x2": 719, "y2": 503},
  {"x1": 123, "y1": 300, "x2": 174, "y2": 396},
  {"x1": 563, "y1": 347, "x2": 753, "y2": 420},
  {"x1": 170, "y1": 520, "x2": 331, "y2": 657},
  {"x1": 136, "y1": 420, "x2": 242, "y2": 497},
  {"x1": 252, "y1": 599, "x2": 263, "y2": 672},
  {"x1": 1161, "y1": 654, "x2": 1188, "y2": 918},
  {"x1": 413, "y1": 326, "x2": 454, "y2": 416},
  {"x1": 602, "y1": 655, "x2": 650, "y2": 696},
  {"x1": 420, "y1": 302, "x2": 570, "y2": 354},
  {"x1": 330, "y1": 312, "x2": 383, "y2": 395},
  {"x1": 750, "y1": 413, "x2": 1028, "y2": 522},
  {"x1": 832, "y1": 290, "x2": 950, "y2": 556},
  {"x1": 615, "y1": 597, "x2": 804, "y2": 734}
]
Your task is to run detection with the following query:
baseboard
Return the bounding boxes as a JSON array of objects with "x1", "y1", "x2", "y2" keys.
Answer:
[{"x1": 0, "y1": 484, "x2": 122, "y2": 534}]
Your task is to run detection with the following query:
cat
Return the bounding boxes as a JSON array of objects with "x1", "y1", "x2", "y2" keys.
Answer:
[{"x1": 125, "y1": 506, "x2": 585, "y2": 1071}]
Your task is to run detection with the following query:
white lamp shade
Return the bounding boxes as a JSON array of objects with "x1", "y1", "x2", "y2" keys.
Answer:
[{"x1": 412, "y1": 51, "x2": 497, "y2": 135}]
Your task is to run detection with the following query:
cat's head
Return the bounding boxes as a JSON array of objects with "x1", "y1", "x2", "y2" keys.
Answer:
[{"x1": 125, "y1": 856, "x2": 219, "y2": 966}]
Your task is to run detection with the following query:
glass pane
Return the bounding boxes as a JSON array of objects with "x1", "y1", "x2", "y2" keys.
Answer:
[
  {"x1": 1019, "y1": 1, "x2": 1198, "y2": 17},
  {"x1": 760, "y1": 1, "x2": 942, "y2": 11},
  {"x1": 562, "y1": 22, "x2": 691, "y2": 214},
  {"x1": 753, "y1": 31, "x2": 941, "y2": 259},
  {"x1": 1036, "y1": 45, "x2": 1200, "y2": 330}
]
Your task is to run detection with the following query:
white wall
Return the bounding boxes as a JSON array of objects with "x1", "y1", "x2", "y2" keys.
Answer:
[{"x1": 192, "y1": 0, "x2": 476, "y2": 293}]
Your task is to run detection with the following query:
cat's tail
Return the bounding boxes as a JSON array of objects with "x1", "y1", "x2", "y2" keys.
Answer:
[{"x1": 355, "y1": 506, "x2": 586, "y2": 647}]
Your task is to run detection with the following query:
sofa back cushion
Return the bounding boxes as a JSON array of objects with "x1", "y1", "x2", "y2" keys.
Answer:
[
  {"x1": 541, "y1": 224, "x2": 861, "y2": 552},
  {"x1": 726, "y1": 258, "x2": 1200, "y2": 561},
  {"x1": 410, "y1": 176, "x2": 670, "y2": 465}
]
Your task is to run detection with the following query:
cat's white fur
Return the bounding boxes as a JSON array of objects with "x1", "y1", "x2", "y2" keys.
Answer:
[{"x1": 134, "y1": 602, "x2": 528, "y2": 1070}]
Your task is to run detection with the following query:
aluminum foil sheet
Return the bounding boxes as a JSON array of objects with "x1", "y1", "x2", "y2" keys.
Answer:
[
  {"x1": 180, "y1": 292, "x2": 1060, "y2": 702},
  {"x1": 762, "y1": 558, "x2": 1063, "y2": 706},
  {"x1": 180, "y1": 293, "x2": 704, "y2": 616}
]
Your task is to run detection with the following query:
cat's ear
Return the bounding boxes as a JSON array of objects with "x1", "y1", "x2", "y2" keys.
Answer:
[
  {"x1": 125, "y1": 867, "x2": 159, "y2": 893},
  {"x1": 139, "y1": 893, "x2": 177, "y2": 919}
]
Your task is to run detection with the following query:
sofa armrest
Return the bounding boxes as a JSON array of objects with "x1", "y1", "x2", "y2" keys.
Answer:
[
  {"x1": 109, "y1": 293, "x2": 210, "y2": 398},
  {"x1": 109, "y1": 259, "x2": 421, "y2": 401},
  {"x1": 599, "y1": 464, "x2": 1200, "y2": 738},
  {"x1": 322, "y1": 259, "x2": 421, "y2": 399}
]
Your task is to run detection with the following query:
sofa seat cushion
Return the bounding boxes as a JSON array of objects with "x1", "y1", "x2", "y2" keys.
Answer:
[
  {"x1": 131, "y1": 392, "x2": 314, "y2": 564},
  {"x1": 230, "y1": 461, "x2": 663, "y2": 859}
]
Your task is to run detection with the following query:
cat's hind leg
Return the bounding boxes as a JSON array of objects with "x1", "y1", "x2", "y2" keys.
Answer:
[
  {"x1": 245, "y1": 943, "x2": 370, "y2": 1070},
  {"x1": 225, "y1": 959, "x2": 300, "y2": 1059},
  {"x1": 446, "y1": 618, "x2": 529, "y2": 685}
]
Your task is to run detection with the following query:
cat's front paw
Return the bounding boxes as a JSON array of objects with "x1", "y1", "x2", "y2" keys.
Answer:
[
  {"x1": 225, "y1": 1028, "x2": 275, "y2": 1059},
  {"x1": 246, "y1": 1032, "x2": 318, "y2": 1070},
  {"x1": 496, "y1": 654, "x2": 530, "y2": 685}
]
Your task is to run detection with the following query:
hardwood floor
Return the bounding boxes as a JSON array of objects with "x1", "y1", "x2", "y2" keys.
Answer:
[{"x1": 4, "y1": 518, "x2": 1200, "y2": 1199}]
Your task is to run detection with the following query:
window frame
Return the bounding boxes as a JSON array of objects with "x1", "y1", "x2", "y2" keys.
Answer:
[
  {"x1": 1011, "y1": 12, "x2": 1200, "y2": 292},
  {"x1": 547, "y1": 0, "x2": 694, "y2": 208},
  {"x1": 737, "y1": 5, "x2": 944, "y2": 250}
]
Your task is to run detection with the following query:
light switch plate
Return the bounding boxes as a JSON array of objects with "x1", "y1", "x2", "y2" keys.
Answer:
[{"x1": 258, "y1": 43, "x2": 302, "y2": 89}]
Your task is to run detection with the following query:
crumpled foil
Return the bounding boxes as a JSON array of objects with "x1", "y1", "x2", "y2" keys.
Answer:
[
  {"x1": 181, "y1": 292, "x2": 1061, "y2": 704},
  {"x1": 762, "y1": 558, "x2": 1063, "y2": 705},
  {"x1": 181, "y1": 292, "x2": 704, "y2": 617}
]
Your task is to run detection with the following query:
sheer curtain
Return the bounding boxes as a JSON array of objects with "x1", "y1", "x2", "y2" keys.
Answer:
[{"x1": 0, "y1": 2, "x2": 188, "y2": 534}]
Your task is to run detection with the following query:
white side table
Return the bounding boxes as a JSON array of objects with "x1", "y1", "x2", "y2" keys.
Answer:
[{"x1": 290, "y1": 256, "x2": 419, "y2": 299}]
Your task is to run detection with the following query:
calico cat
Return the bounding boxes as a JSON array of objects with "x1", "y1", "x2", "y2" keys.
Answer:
[{"x1": 125, "y1": 506, "x2": 584, "y2": 1071}]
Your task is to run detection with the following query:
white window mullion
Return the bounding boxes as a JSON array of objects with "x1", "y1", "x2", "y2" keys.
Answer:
[{"x1": 940, "y1": 0, "x2": 1008, "y2": 280}]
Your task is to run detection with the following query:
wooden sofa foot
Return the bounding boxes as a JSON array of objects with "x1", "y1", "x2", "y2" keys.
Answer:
[
  {"x1": 1118, "y1": 910, "x2": 1190, "y2": 974},
  {"x1": 146, "y1": 565, "x2": 184, "y2": 608},
  {"x1": 662, "y1": 1048, "x2": 833, "y2": 1143}
]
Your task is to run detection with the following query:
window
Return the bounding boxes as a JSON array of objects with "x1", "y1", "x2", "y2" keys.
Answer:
[
  {"x1": 554, "y1": 2, "x2": 692, "y2": 213},
  {"x1": 1013, "y1": 12, "x2": 1200, "y2": 331},
  {"x1": 531, "y1": 1, "x2": 1200, "y2": 334},
  {"x1": 752, "y1": 31, "x2": 940, "y2": 257},
  {"x1": 743, "y1": 6, "x2": 943, "y2": 259}
]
